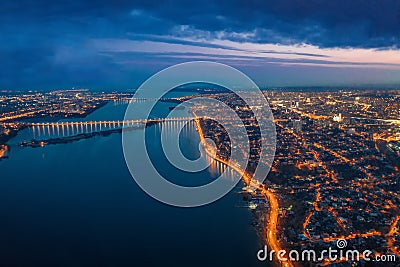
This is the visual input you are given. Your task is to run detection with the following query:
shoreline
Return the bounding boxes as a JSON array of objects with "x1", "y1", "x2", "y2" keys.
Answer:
[
  {"x1": 19, "y1": 129, "x2": 123, "y2": 147},
  {"x1": 192, "y1": 114, "x2": 293, "y2": 267}
]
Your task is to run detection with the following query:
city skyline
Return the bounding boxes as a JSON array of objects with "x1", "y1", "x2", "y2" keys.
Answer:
[{"x1": 1, "y1": 87, "x2": 399, "y2": 266}]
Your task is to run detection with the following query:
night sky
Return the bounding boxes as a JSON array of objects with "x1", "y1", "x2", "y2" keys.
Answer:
[{"x1": 1, "y1": 0, "x2": 400, "y2": 90}]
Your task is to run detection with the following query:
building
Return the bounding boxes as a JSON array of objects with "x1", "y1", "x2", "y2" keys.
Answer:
[
  {"x1": 292, "y1": 119, "x2": 302, "y2": 133},
  {"x1": 333, "y1": 113, "x2": 343, "y2": 122}
]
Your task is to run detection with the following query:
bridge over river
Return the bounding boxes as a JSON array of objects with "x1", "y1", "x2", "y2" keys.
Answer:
[{"x1": 4, "y1": 117, "x2": 203, "y2": 140}]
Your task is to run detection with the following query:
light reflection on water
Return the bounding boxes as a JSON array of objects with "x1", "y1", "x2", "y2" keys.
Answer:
[{"x1": 0, "y1": 99, "x2": 268, "y2": 267}]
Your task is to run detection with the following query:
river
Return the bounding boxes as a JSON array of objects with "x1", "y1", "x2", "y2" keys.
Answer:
[{"x1": 0, "y1": 95, "x2": 269, "y2": 267}]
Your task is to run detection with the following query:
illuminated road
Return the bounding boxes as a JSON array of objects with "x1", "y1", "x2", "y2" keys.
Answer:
[
  {"x1": 292, "y1": 109, "x2": 328, "y2": 120},
  {"x1": 0, "y1": 110, "x2": 46, "y2": 122},
  {"x1": 194, "y1": 117, "x2": 293, "y2": 267},
  {"x1": 350, "y1": 116, "x2": 400, "y2": 125}
]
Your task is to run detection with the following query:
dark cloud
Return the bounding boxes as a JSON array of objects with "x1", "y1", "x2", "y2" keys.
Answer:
[
  {"x1": 1, "y1": 0, "x2": 400, "y2": 89},
  {"x1": 98, "y1": 0, "x2": 400, "y2": 48},
  {"x1": 2, "y1": 0, "x2": 400, "y2": 48}
]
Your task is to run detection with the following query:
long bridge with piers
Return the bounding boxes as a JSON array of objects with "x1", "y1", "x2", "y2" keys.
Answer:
[
  {"x1": 2, "y1": 117, "x2": 199, "y2": 128},
  {"x1": 1, "y1": 117, "x2": 205, "y2": 140}
]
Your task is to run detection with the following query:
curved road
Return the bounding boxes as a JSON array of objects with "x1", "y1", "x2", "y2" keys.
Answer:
[{"x1": 194, "y1": 118, "x2": 293, "y2": 267}]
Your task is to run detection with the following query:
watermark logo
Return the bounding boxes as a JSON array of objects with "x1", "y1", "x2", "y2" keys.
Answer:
[
  {"x1": 122, "y1": 61, "x2": 276, "y2": 207},
  {"x1": 336, "y1": 239, "x2": 347, "y2": 249},
  {"x1": 257, "y1": 239, "x2": 397, "y2": 264}
]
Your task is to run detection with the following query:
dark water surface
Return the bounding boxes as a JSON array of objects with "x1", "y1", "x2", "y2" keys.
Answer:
[{"x1": 0, "y1": 99, "x2": 268, "y2": 267}]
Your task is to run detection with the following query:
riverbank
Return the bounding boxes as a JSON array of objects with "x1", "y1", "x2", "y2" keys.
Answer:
[{"x1": 193, "y1": 115, "x2": 293, "y2": 267}]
